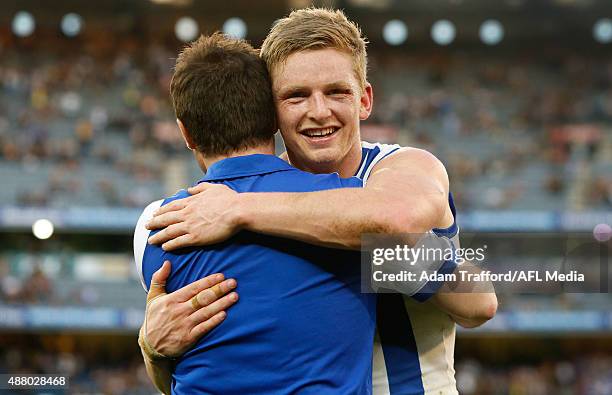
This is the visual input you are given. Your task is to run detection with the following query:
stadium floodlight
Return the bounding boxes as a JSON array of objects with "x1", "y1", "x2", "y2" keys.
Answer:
[
  {"x1": 223, "y1": 17, "x2": 247, "y2": 39},
  {"x1": 593, "y1": 18, "x2": 612, "y2": 44},
  {"x1": 32, "y1": 219, "x2": 54, "y2": 240},
  {"x1": 431, "y1": 20, "x2": 456, "y2": 46},
  {"x1": 175, "y1": 17, "x2": 199, "y2": 42},
  {"x1": 12, "y1": 11, "x2": 35, "y2": 37},
  {"x1": 61, "y1": 13, "x2": 83, "y2": 37},
  {"x1": 479, "y1": 19, "x2": 504, "y2": 45},
  {"x1": 383, "y1": 19, "x2": 408, "y2": 46}
]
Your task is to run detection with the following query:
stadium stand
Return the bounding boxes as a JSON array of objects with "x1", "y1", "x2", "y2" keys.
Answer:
[{"x1": 1, "y1": 38, "x2": 610, "y2": 211}]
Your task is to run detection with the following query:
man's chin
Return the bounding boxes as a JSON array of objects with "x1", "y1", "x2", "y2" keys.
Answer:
[
  {"x1": 303, "y1": 154, "x2": 342, "y2": 173},
  {"x1": 287, "y1": 147, "x2": 341, "y2": 171}
]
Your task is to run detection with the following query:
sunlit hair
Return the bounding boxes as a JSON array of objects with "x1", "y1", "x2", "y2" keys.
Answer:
[{"x1": 261, "y1": 7, "x2": 368, "y2": 90}]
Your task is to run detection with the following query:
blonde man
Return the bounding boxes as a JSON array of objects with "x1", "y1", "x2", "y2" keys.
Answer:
[{"x1": 145, "y1": 8, "x2": 497, "y2": 395}]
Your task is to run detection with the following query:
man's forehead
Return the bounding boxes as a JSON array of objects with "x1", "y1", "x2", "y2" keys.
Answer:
[{"x1": 271, "y1": 49, "x2": 358, "y2": 91}]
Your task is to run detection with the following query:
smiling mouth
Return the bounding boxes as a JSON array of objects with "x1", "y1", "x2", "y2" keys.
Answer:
[{"x1": 300, "y1": 127, "x2": 339, "y2": 139}]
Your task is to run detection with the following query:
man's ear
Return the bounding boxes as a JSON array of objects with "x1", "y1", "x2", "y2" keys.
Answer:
[
  {"x1": 176, "y1": 119, "x2": 196, "y2": 150},
  {"x1": 359, "y1": 82, "x2": 373, "y2": 120}
]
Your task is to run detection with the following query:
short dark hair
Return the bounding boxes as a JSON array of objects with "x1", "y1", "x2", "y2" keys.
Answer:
[{"x1": 170, "y1": 33, "x2": 276, "y2": 156}]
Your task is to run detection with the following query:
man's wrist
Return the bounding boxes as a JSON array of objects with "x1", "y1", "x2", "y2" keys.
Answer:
[
  {"x1": 139, "y1": 325, "x2": 172, "y2": 361},
  {"x1": 233, "y1": 193, "x2": 254, "y2": 231}
]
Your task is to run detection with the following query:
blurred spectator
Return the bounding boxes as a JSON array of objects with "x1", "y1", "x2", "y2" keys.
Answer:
[
  {"x1": 0, "y1": 258, "x2": 21, "y2": 303},
  {"x1": 19, "y1": 266, "x2": 54, "y2": 304},
  {"x1": 589, "y1": 177, "x2": 612, "y2": 208}
]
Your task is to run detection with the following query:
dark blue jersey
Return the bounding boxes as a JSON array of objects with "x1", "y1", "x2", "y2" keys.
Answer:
[{"x1": 134, "y1": 154, "x2": 375, "y2": 395}]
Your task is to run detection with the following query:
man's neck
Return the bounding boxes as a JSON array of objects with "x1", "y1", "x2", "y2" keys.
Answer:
[{"x1": 196, "y1": 142, "x2": 275, "y2": 173}]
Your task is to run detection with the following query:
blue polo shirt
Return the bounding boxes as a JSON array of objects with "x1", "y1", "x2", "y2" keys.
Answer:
[{"x1": 137, "y1": 154, "x2": 375, "y2": 395}]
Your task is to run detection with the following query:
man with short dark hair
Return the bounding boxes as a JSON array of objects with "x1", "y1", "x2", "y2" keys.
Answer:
[
  {"x1": 170, "y1": 34, "x2": 277, "y2": 157},
  {"x1": 134, "y1": 33, "x2": 376, "y2": 394}
]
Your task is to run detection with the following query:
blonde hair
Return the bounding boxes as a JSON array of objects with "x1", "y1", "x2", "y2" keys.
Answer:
[{"x1": 261, "y1": 7, "x2": 368, "y2": 90}]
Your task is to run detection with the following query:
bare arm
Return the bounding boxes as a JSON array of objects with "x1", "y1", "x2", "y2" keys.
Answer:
[
  {"x1": 147, "y1": 148, "x2": 451, "y2": 250},
  {"x1": 432, "y1": 292, "x2": 498, "y2": 328},
  {"x1": 139, "y1": 326, "x2": 174, "y2": 395},
  {"x1": 241, "y1": 148, "x2": 452, "y2": 249},
  {"x1": 430, "y1": 262, "x2": 498, "y2": 328}
]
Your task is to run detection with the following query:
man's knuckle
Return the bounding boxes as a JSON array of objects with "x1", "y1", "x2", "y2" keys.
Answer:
[
  {"x1": 198, "y1": 324, "x2": 211, "y2": 336},
  {"x1": 199, "y1": 308, "x2": 213, "y2": 322},
  {"x1": 160, "y1": 299, "x2": 174, "y2": 310},
  {"x1": 186, "y1": 283, "x2": 198, "y2": 295},
  {"x1": 197, "y1": 292, "x2": 211, "y2": 306},
  {"x1": 184, "y1": 315, "x2": 196, "y2": 328},
  {"x1": 206, "y1": 287, "x2": 218, "y2": 304}
]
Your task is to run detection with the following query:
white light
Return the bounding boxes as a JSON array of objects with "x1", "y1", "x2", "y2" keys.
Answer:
[
  {"x1": 479, "y1": 19, "x2": 504, "y2": 45},
  {"x1": 431, "y1": 20, "x2": 456, "y2": 46},
  {"x1": 32, "y1": 219, "x2": 54, "y2": 240},
  {"x1": 594, "y1": 18, "x2": 612, "y2": 44},
  {"x1": 175, "y1": 17, "x2": 199, "y2": 42},
  {"x1": 593, "y1": 223, "x2": 612, "y2": 242},
  {"x1": 12, "y1": 11, "x2": 35, "y2": 37},
  {"x1": 383, "y1": 20, "x2": 408, "y2": 46},
  {"x1": 223, "y1": 17, "x2": 247, "y2": 39},
  {"x1": 61, "y1": 13, "x2": 83, "y2": 37}
]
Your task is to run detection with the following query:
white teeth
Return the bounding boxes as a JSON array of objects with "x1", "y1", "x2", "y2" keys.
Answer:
[{"x1": 304, "y1": 128, "x2": 335, "y2": 137}]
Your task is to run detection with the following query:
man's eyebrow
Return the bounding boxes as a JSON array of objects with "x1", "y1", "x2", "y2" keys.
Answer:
[
  {"x1": 325, "y1": 81, "x2": 353, "y2": 90},
  {"x1": 277, "y1": 82, "x2": 353, "y2": 97},
  {"x1": 277, "y1": 86, "x2": 309, "y2": 97}
]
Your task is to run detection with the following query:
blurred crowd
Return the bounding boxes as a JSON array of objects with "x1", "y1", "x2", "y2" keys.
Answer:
[
  {"x1": 0, "y1": 339, "x2": 156, "y2": 395},
  {"x1": 456, "y1": 355, "x2": 612, "y2": 395},
  {"x1": 0, "y1": 34, "x2": 181, "y2": 208},
  {"x1": 0, "y1": 264, "x2": 55, "y2": 305},
  {"x1": 0, "y1": 341, "x2": 609, "y2": 395},
  {"x1": 0, "y1": 37, "x2": 612, "y2": 210},
  {"x1": 0, "y1": 254, "x2": 143, "y2": 308},
  {"x1": 367, "y1": 50, "x2": 612, "y2": 210},
  {"x1": 0, "y1": 35, "x2": 610, "y2": 210}
]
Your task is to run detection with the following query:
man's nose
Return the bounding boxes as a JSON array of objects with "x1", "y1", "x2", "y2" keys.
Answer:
[{"x1": 307, "y1": 92, "x2": 332, "y2": 120}]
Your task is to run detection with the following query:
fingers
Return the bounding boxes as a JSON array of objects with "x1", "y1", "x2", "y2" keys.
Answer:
[
  {"x1": 189, "y1": 278, "x2": 237, "y2": 310},
  {"x1": 173, "y1": 272, "x2": 228, "y2": 301},
  {"x1": 189, "y1": 292, "x2": 238, "y2": 325},
  {"x1": 161, "y1": 234, "x2": 197, "y2": 252},
  {"x1": 153, "y1": 198, "x2": 188, "y2": 218},
  {"x1": 148, "y1": 222, "x2": 188, "y2": 245},
  {"x1": 189, "y1": 311, "x2": 227, "y2": 341},
  {"x1": 147, "y1": 261, "x2": 171, "y2": 302},
  {"x1": 187, "y1": 182, "x2": 211, "y2": 195},
  {"x1": 146, "y1": 208, "x2": 188, "y2": 231}
]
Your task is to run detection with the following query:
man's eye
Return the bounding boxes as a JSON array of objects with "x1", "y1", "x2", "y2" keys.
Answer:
[
  {"x1": 289, "y1": 92, "x2": 307, "y2": 98},
  {"x1": 329, "y1": 89, "x2": 350, "y2": 95}
]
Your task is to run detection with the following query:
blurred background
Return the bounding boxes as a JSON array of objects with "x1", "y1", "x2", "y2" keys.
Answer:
[{"x1": 0, "y1": 0, "x2": 611, "y2": 394}]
